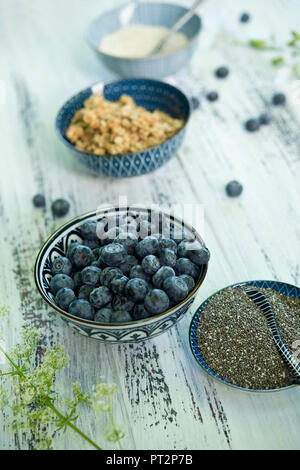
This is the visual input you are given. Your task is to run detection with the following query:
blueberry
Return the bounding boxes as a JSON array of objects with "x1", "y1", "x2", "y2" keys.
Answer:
[
  {"x1": 163, "y1": 276, "x2": 189, "y2": 303},
  {"x1": 141, "y1": 255, "x2": 160, "y2": 275},
  {"x1": 158, "y1": 238, "x2": 177, "y2": 253},
  {"x1": 158, "y1": 248, "x2": 176, "y2": 268},
  {"x1": 272, "y1": 92, "x2": 286, "y2": 105},
  {"x1": 225, "y1": 180, "x2": 243, "y2": 197},
  {"x1": 215, "y1": 66, "x2": 229, "y2": 79},
  {"x1": 89, "y1": 286, "x2": 112, "y2": 309},
  {"x1": 110, "y1": 275, "x2": 129, "y2": 295},
  {"x1": 175, "y1": 258, "x2": 200, "y2": 279},
  {"x1": 66, "y1": 241, "x2": 80, "y2": 259},
  {"x1": 144, "y1": 289, "x2": 170, "y2": 314},
  {"x1": 191, "y1": 96, "x2": 200, "y2": 110},
  {"x1": 135, "y1": 236, "x2": 159, "y2": 259},
  {"x1": 81, "y1": 266, "x2": 101, "y2": 286},
  {"x1": 178, "y1": 274, "x2": 195, "y2": 293},
  {"x1": 132, "y1": 303, "x2": 150, "y2": 320},
  {"x1": 125, "y1": 278, "x2": 148, "y2": 302},
  {"x1": 129, "y1": 265, "x2": 151, "y2": 283},
  {"x1": 32, "y1": 194, "x2": 46, "y2": 208},
  {"x1": 115, "y1": 233, "x2": 138, "y2": 255},
  {"x1": 55, "y1": 287, "x2": 76, "y2": 310},
  {"x1": 259, "y1": 113, "x2": 272, "y2": 125},
  {"x1": 78, "y1": 284, "x2": 94, "y2": 300},
  {"x1": 245, "y1": 118, "x2": 260, "y2": 132},
  {"x1": 83, "y1": 238, "x2": 100, "y2": 250},
  {"x1": 186, "y1": 243, "x2": 210, "y2": 266},
  {"x1": 240, "y1": 12, "x2": 250, "y2": 23},
  {"x1": 119, "y1": 255, "x2": 139, "y2": 275},
  {"x1": 69, "y1": 244, "x2": 93, "y2": 269},
  {"x1": 152, "y1": 266, "x2": 175, "y2": 289},
  {"x1": 68, "y1": 299, "x2": 94, "y2": 320},
  {"x1": 100, "y1": 267, "x2": 123, "y2": 287},
  {"x1": 73, "y1": 271, "x2": 83, "y2": 289},
  {"x1": 79, "y1": 220, "x2": 98, "y2": 241},
  {"x1": 51, "y1": 199, "x2": 70, "y2": 217},
  {"x1": 51, "y1": 256, "x2": 72, "y2": 276},
  {"x1": 50, "y1": 274, "x2": 74, "y2": 295},
  {"x1": 110, "y1": 310, "x2": 132, "y2": 323},
  {"x1": 101, "y1": 243, "x2": 127, "y2": 267},
  {"x1": 206, "y1": 91, "x2": 219, "y2": 102},
  {"x1": 94, "y1": 308, "x2": 113, "y2": 323},
  {"x1": 112, "y1": 295, "x2": 135, "y2": 313},
  {"x1": 177, "y1": 240, "x2": 189, "y2": 258}
]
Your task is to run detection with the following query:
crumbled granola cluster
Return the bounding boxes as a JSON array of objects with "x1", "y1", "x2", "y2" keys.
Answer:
[{"x1": 66, "y1": 94, "x2": 184, "y2": 156}]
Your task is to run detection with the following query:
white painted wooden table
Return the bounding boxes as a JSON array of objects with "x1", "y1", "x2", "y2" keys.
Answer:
[{"x1": 0, "y1": 0, "x2": 300, "y2": 450}]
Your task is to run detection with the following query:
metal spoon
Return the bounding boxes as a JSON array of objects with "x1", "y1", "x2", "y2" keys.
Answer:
[
  {"x1": 245, "y1": 288, "x2": 300, "y2": 383},
  {"x1": 148, "y1": 0, "x2": 204, "y2": 57}
]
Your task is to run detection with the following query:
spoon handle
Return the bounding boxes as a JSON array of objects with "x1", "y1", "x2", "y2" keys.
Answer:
[{"x1": 245, "y1": 288, "x2": 300, "y2": 383}]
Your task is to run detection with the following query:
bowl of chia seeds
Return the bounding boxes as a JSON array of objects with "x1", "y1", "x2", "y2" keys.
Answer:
[{"x1": 189, "y1": 280, "x2": 300, "y2": 392}]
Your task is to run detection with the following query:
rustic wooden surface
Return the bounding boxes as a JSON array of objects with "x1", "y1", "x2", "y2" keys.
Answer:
[{"x1": 0, "y1": 0, "x2": 300, "y2": 450}]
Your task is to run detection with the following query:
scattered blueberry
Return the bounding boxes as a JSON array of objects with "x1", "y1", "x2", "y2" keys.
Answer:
[
  {"x1": 245, "y1": 118, "x2": 260, "y2": 132},
  {"x1": 141, "y1": 255, "x2": 161, "y2": 275},
  {"x1": 51, "y1": 256, "x2": 72, "y2": 276},
  {"x1": 110, "y1": 310, "x2": 132, "y2": 323},
  {"x1": 225, "y1": 180, "x2": 243, "y2": 197},
  {"x1": 191, "y1": 96, "x2": 200, "y2": 111},
  {"x1": 125, "y1": 278, "x2": 148, "y2": 302},
  {"x1": 50, "y1": 274, "x2": 74, "y2": 295},
  {"x1": 206, "y1": 91, "x2": 219, "y2": 102},
  {"x1": 152, "y1": 266, "x2": 175, "y2": 289},
  {"x1": 259, "y1": 113, "x2": 272, "y2": 125},
  {"x1": 240, "y1": 12, "x2": 250, "y2": 23},
  {"x1": 68, "y1": 299, "x2": 94, "y2": 320},
  {"x1": 272, "y1": 92, "x2": 286, "y2": 106},
  {"x1": 69, "y1": 244, "x2": 93, "y2": 269},
  {"x1": 101, "y1": 243, "x2": 127, "y2": 267},
  {"x1": 163, "y1": 276, "x2": 189, "y2": 303},
  {"x1": 55, "y1": 288, "x2": 75, "y2": 310},
  {"x1": 89, "y1": 286, "x2": 112, "y2": 309},
  {"x1": 144, "y1": 289, "x2": 170, "y2": 314},
  {"x1": 32, "y1": 194, "x2": 46, "y2": 208},
  {"x1": 94, "y1": 308, "x2": 113, "y2": 323},
  {"x1": 215, "y1": 66, "x2": 229, "y2": 79},
  {"x1": 51, "y1": 199, "x2": 70, "y2": 217},
  {"x1": 81, "y1": 266, "x2": 102, "y2": 286}
]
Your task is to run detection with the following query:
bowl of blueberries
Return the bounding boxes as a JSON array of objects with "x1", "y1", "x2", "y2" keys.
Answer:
[{"x1": 34, "y1": 206, "x2": 209, "y2": 343}]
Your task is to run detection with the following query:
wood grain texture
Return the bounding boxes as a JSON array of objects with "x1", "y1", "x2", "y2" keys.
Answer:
[{"x1": 0, "y1": 0, "x2": 299, "y2": 450}]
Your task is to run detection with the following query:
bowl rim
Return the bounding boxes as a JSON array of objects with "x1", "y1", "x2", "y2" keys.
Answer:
[
  {"x1": 55, "y1": 78, "x2": 191, "y2": 160},
  {"x1": 34, "y1": 206, "x2": 208, "y2": 328},
  {"x1": 189, "y1": 279, "x2": 300, "y2": 393},
  {"x1": 85, "y1": 1, "x2": 201, "y2": 63}
]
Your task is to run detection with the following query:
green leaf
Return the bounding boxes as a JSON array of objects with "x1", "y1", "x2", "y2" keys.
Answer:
[
  {"x1": 248, "y1": 39, "x2": 267, "y2": 49},
  {"x1": 271, "y1": 57, "x2": 284, "y2": 66},
  {"x1": 288, "y1": 31, "x2": 300, "y2": 47}
]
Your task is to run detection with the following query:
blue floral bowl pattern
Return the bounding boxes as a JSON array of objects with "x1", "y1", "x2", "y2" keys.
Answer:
[
  {"x1": 56, "y1": 79, "x2": 190, "y2": 178},
  {"x1": 35, "y1": 207, "x2": 208, "y2": 344},
  {"x1": 189, "y1": 280, "x2": 300, "y2": 393},
  {"x1": 86, "y1": 2, "x2": 201, "y2": 78}
]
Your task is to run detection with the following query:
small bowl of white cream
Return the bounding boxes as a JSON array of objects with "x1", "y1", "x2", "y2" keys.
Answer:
[{"x1": 86, "y1": 2, "x2": 201, "y2": 78}]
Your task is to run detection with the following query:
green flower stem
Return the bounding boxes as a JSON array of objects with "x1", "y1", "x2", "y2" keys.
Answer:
[{"x1": 0, "y1": 344, "x2": 102, "y2": 451}]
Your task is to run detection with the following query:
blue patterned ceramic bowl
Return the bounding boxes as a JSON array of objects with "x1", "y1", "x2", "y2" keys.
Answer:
[
  {"x1": 35, "y1": 206, "x2": 208, "y2": 344},
  {"x1": 190, "y1": 280, "x2": 300, "y2": 393},
  {"x1": 86, "y1": 2, "x2": 201, "y2": 78},
  {"x1": 56, "y1": 79, "x2": 190, "y2": 177}
]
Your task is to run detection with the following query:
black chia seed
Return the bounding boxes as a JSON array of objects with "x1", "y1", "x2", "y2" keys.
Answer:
[{"x1": 196, "y1": 286, "x2": 300, "y2": 390}]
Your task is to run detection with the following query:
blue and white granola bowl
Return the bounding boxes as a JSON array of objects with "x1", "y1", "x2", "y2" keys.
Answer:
[
  {"x1": 189, "y1": 280, "x2": 300, "y2": 393},
  {"x1": 56, "y1": 79, "x2": 190, "y2": 178},
  {"x1": 86, "y1": 2, "x2": 201, "y2": 78},
  {"x1": 35, "y1": 207, "x2": 208, "y2": 344}
]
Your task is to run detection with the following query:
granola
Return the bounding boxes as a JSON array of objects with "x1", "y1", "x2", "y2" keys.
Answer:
[{"x1": 66, "y1": 94, "x2": 184, "y2": 156}]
